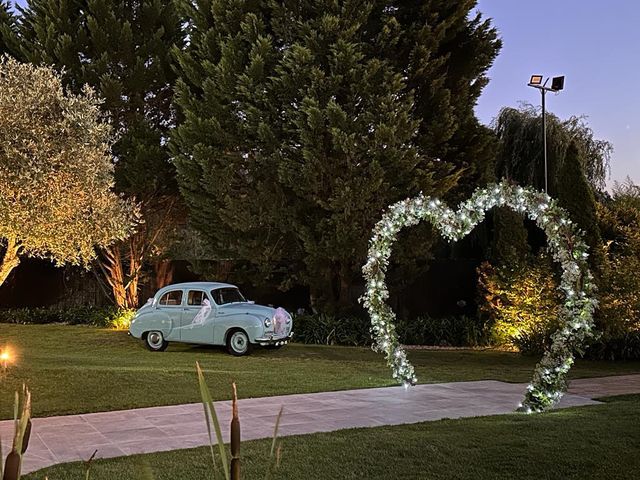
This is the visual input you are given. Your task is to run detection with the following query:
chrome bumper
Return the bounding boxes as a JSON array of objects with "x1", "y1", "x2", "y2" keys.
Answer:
[{"x1": 254, "y1": 332, "x2": 294, "y2": 346}]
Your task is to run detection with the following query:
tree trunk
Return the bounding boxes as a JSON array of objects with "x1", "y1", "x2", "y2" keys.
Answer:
[
  {"x1": 338, "y1": 264, "x2": 353, "y2": 310},
  {"x1": 97, "y1": 195, "x2": 180, "y2": 309},
  {"x1": 99, "y1": 244, "x2": 129, "y2": 308},
  {"x1": 0, "y1": 237, "x2": 22, "y2": 287},
  {"x1": 154, "y1": 259, "x2": 174, "y2": 290},
  {"x1": 125, "y1": 233, "x2": 144, "y2": 308},
  {"x1": 98, "y1": 228, "x2": 148, "y2": 309},
  {"x1": 308, "y1": 263, "x2": 355, "y2": 314},
  {"x1": 308, "y1": 267, "x2": 331, "y2": 313}
]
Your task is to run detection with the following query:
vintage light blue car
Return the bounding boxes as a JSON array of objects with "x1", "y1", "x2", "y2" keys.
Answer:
[{"x1": 129, "y1": 282, "x2": 293, "y2": 355}]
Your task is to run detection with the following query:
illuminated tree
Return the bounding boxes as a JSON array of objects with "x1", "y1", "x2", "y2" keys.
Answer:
[{"x1": 0, "y1": 58, "x2": 137, "y2": 286}]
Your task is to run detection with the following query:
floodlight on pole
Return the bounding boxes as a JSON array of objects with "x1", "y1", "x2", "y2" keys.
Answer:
[
  {"x1": 527, "y1": 75, "x2": 565, "y2": 193},
  {"x1": 528, "y1": 75, "x2": 543, "y2": 86}
]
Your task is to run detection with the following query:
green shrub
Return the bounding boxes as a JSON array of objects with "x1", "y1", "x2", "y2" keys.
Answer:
[
  {"x1": 511, "y1": 325, "x2": 553, "y2": 356},
  {"x1": 293, "y1": 313, "x2": 488, "y2": 347},
  {"x1": 0, "y1": 306, "x2": 135, "y2": 329},
  {"x1": 396, "y1": 316, "x2": 489, "y2": 347},
  {"x1": 585, "y1": 332, "x2": 640, "y2": 361},
  {"x1": 293, "y1": 314, "x2": 371, "y2": 346}
]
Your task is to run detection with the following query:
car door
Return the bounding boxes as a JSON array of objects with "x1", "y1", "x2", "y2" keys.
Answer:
[
  {"x1": 156, "y1": 289, "x2": 184, "y2": 341},
  {"x1": 179, "y1": 290, "x2": 215, "y2": 344}
]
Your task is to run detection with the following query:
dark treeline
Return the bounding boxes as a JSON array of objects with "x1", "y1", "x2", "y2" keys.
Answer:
[{"x1": 0, "y1": 1, "x2": 624, "y2": 348}]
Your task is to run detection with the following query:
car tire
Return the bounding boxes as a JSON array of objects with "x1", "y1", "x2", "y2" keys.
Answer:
[
  {"x1": 227, "y1": 329, "x2": 253, "y2": 356},
  {"x1": 144, "y1": 331, "x2": 169, "y2": 352}
]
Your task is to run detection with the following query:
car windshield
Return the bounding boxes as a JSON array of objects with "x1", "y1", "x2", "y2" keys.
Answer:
[{"x1": 211, "y1": 287, "x2": 246, "y2": 305}]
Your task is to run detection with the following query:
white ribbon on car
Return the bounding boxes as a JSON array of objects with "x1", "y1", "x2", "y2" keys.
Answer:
[
  {"x1": 191, "y1": 299, "x2": 211, "y2": 325},
  {"x1": 273, "y1": 307, "x2": 289, "y2": 335}
]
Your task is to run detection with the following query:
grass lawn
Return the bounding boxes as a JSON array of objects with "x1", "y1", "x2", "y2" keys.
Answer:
[
  {"x1": 23, "y1": 395, "x2": 640, "y2": 479},
  {"x1": 1, "y1": 323, "x2": 640, "y2": 419}
]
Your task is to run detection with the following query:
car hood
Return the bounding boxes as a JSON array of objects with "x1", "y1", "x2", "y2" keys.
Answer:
[{"x1": 216, "y1": 303, "x2": 276, "y2": 318}]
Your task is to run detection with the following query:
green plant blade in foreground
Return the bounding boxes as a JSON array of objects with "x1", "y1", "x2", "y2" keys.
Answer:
[
  {"x1": 3, "y1": 387, "x2": 31, "y2": 480},
  {"x1": 196, "y1": 361, "x2": 230, "y2": 480},
  {"x1": 265, "y1": 407, "x2": 283, "y2": 480}
]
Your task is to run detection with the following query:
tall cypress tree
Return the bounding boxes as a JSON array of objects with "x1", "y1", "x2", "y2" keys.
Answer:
[
  {"x1": 368, "y1": 0, "x2": 502, "y2": 197},
  {"x1": 490, "y1": 207, "x2": 530, "y2": 265},
  {"x1": 173, "y1": 0, "x2": 500, "y2": 311},
  {"x1": 556, "y1": 141, "x2": 604, "y2": 273},
  {"x1": 0, "y1": 1, "x2": 20, "y2": 58},
  {"x1": 19, "y1": 0, "x2": 185, "y2": 307}
]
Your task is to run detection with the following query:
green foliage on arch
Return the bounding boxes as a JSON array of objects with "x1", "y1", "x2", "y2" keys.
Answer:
[{"x1": 361, "y1": 182, "x2": 597, "y2": 412}]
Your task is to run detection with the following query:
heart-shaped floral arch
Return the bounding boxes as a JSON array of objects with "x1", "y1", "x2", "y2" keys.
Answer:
[{"x1": 361, "y1": 182, "x2": 597, "y2": 413}]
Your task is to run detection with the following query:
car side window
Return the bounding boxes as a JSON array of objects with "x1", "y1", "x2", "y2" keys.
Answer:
[
  {"x1": 210, "y1": 287, "x2": 246, "y2": 305},
  {"x1": 159, "y1": 290, "x2": 183, "y2": 306},
  {"x1": 187, "y1": 290, "x2": 206, "y2": 306},
  {"x1": 211, "y1": 289, "x2": 222, "y2": 305}
]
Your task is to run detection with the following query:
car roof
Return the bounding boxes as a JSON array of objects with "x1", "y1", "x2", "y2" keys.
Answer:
[{"x1": 156, "y1": 281, "x2": 237, "y2": 295}]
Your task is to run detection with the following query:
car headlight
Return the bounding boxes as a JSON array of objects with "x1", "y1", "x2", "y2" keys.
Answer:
[{"x1": 264, "y1": 317, "x2": 272, "y2": 328}]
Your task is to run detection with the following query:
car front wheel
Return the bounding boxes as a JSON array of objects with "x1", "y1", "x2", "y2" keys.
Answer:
[
  {"x1": 144, "y1": 331, "x2": 169, "y2": 352},
  {"x1": 227, "y1": 330, "x2": 253, "y2": 356}
]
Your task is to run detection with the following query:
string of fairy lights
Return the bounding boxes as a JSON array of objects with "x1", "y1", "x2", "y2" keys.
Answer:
[{"x1": 361, "y1": 182, "x2": 597, "y2": 412}]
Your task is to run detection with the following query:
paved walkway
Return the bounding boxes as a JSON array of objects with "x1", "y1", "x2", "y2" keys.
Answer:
[{"x1": 2, "y1": 374, "x2": 639, "y2": 474}]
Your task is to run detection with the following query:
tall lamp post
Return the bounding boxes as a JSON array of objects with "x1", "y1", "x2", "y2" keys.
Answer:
[{"x1": 527, "y1": 75, "x2": 565, "y2": 193}]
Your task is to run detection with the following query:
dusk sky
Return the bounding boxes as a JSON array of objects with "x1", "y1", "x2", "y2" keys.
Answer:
[
  {"x1": 10, "y1": 1, "x2": 639, "y2": 185},
  {"x1": 475, "y1": 0, "x2": 640, "y2": 186}
]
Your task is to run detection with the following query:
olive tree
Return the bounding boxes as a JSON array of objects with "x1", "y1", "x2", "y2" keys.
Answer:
[{"x1": 0, "y1": 57, "x2": 137, "y2": 286}]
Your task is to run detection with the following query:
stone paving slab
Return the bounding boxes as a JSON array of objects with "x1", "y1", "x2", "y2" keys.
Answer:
[
  {"x1": 567, "y1": 374, "x2": 640, "y2": 398},
  {"x1": 1, "y1": 374, "x2": 638, "y2": 474}
]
